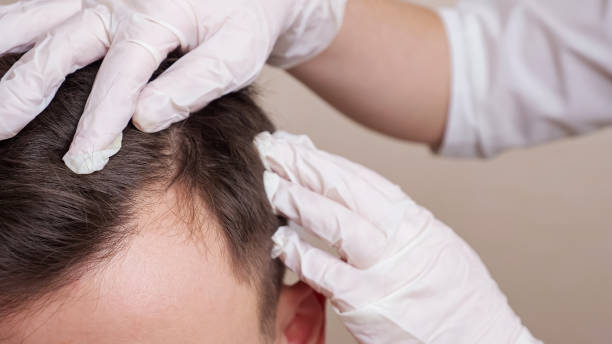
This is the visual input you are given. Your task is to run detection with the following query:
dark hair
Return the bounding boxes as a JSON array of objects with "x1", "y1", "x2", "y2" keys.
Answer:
[{"x1": 0, "y1": 54, "x2": 284, "y2": 336}]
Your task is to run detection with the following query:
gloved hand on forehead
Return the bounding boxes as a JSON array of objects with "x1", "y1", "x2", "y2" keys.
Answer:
[
  {"x1": 0, "y1": 0, "x2": 346, "y2": 174},
  {"x1": 255, "y1": 131, "x2": 542, "y2": 344}
]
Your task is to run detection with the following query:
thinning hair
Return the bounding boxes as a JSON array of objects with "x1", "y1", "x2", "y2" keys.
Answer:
[{"x1": 0, "y1": 54, "x2": 284, "y2": 336}]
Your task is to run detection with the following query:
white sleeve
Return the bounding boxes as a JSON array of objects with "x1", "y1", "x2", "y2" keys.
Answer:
[{"x1": 436, "y1": 0, "x2": 612, "y2": 158}]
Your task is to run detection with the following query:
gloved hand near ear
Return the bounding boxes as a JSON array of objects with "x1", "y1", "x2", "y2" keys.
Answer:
[
  {"x1": 255, "y1": 131, "x2": 542, "y2": 344},
  {"x1": 0, "y1": 0, "x2": 346, "y2": 174}
]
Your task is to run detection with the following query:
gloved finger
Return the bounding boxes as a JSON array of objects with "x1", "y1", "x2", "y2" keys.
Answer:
[
  {"x1": 133, "y1": 13, "x2": 270, "y2": 133},
  {"x1": 0, "y1": 0, "x2": 80, "y2": 55},
  {"x1": 63, "y1": 18, "x2": 181, "y2": 174},
  {"x1": 255, "y1": 131, "x2": 411, "y2": 230},
  {"x1": 265, "y1": 171, "x2": 387, "y2": 269},
  {"x1": 266, "y1": 131, "x2": 406, "y2": 201},
  {"x1": 0, "y1": 8, "x2": 109, "y2": 141},
  {"x1": 272, "y1": 223, "x2": 358, "y2": 313}
]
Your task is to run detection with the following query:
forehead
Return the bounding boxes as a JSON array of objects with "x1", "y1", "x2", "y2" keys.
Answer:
[{"x1": 2, "y1": 188, "x2": 262, "y2": 343}]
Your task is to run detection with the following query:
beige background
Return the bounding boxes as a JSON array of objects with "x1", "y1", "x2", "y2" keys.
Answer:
[{"x1": 5, "y1": 0, "x2": 611, "y2": 343}]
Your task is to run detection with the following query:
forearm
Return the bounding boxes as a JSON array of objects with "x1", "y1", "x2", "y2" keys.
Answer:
[{"x1": 289, "y1": 0, "x2": 450, "y2": 147}]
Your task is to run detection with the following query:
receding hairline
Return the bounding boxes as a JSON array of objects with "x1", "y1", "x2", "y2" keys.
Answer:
[
  {"x1": 0, "y1": 53, "x2": 284, "y2": 338},
  {"x1": 0, "y1": 185, "x2": 263, "y2": 342}
]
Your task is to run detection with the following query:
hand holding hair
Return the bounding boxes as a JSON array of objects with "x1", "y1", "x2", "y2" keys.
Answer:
[
  {"x1": 0, "y1": 0, "x2": 346, "y2": 174},
  {"x1": 255, "y1": 131, "x2": 542, "y2": 344}
]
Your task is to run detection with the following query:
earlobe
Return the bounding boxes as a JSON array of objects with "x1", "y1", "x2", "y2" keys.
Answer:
[{"x1": 275, "y1": 282, "x2": 326, "y2": 344}]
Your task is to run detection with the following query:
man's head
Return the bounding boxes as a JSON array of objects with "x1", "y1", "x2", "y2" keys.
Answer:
[{"x1": 0, "y1": 54, "x2": 325, "y2": 343}]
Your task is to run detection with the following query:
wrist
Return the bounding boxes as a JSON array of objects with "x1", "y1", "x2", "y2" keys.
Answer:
[{"x1": 267, "y1": 0, "x2": 348, "y2": 69}]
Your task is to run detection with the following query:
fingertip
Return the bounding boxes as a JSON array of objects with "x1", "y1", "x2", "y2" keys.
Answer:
[
  {"x1": 254, "y1": 133, "x2": 299, "y2": 182},
  {"x1": 271, "y1": 225, "x2": 293, "y2": 259},
  {"x1": 254, "y1": 131, "x2": 274, "y2": 170},
  {"x1": 271, "y1": 225, "x2": 304, "y2": 272},
  {"x1": 271, "y1": 223, "x2": 343, "y2": 300},
  {"x1": 263, "y1": 171, "x2": 281, "y2": 210},
  {"x1": 133, "y1": 87, "x2": 189, "y2": 133},
  {"x1": 271, "y1": 242, "x2": 284, "y2": 260},
  {"x1": 0, "y1": 127, "x2": 18, "y2": 141},
  {"x1": 62, "y1": 133, "x2": 122, "y2": 174}
]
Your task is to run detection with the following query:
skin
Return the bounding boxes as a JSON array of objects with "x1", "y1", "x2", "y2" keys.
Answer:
[
  {"x1": 0, "y1": 187, "x2": 325, "y2": 344},
  {"x1": 291, "y1": 0, "x2": 451, "y2": 148}
]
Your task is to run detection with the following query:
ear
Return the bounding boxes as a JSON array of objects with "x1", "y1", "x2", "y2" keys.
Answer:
[{"x1": 274, "y1": 282, "x2": 326, "y2": 344}]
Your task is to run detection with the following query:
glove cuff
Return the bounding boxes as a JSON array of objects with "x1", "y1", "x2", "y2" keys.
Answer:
[{"x1": 267, "y1": 0, "x2": 348, "y2": 69}]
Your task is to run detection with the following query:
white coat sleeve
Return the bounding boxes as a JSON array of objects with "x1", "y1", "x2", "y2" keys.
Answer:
[{"x1": 436, "y1": 0, "x2": 612, "y2": 158}]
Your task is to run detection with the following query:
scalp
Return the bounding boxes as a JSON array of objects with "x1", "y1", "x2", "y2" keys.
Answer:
[{"x1": 0, "y1": 53, "x2": 284, "y2": 335}]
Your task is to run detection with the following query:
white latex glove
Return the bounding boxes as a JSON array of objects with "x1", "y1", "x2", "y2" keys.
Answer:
[
  {"x1": 254, "y1": 131, "x2": 542, "y2": 344},
  {"x1": 0, "y1": 0, "x2": 346, "y2": 174}
]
